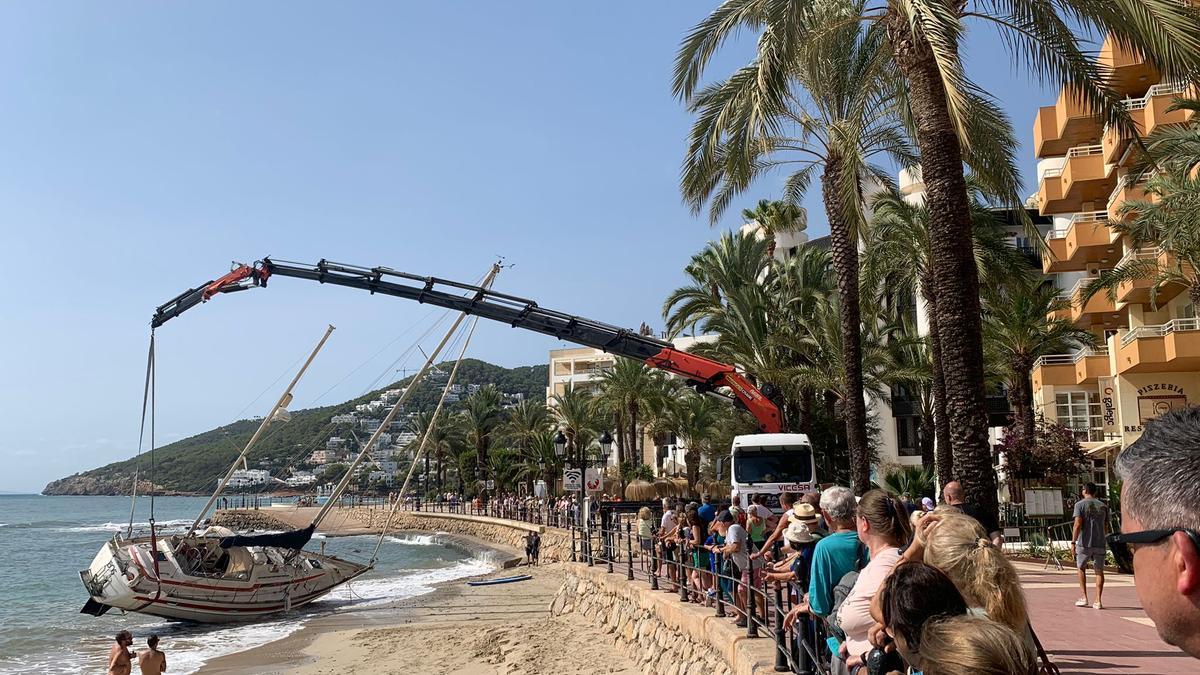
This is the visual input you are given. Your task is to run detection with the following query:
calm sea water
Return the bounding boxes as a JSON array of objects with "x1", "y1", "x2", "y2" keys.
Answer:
[{"x1": 0, "y1": 495, "x2": 493, "y2": 674}]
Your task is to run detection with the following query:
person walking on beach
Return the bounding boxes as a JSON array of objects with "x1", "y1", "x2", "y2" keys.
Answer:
[
  {"x1": 137, "y1": 635, "x2": 167, "y2": 674},
  {"x1": 108, "y1": 631, "x2": 134, "y2": 675},
  {"x1": 1072, "y1": 482, "x2": 1109, "y2": 609}
]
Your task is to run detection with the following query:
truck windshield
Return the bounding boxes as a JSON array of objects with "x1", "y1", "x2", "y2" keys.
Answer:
[{"x1": 732, "y1": 446, "x2": 813, "y2": 484}]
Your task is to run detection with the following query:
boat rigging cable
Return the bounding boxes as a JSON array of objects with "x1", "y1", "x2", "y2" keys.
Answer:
[
  {"x1": 307, "y1": 262, "x2": 502, "y2": 532},
  {"x1": 369, "y1": 313, "x2": 482, "y2": 565},
  {"x1": 187, "y1": 324, "x2": 336, "y2": 537}
]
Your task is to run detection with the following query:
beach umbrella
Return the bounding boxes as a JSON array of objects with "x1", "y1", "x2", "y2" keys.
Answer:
[{"x1": 624, "y1": 479, "x2": 656, "y2": 501}]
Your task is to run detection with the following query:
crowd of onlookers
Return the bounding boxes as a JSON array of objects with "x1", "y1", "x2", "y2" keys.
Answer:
[
  {"x1": 400, "y1": 409, "x2": 1200, "y2": 674},
  {"x1": 642, "y1": 484, "x2": 1044, "y2": 674}
]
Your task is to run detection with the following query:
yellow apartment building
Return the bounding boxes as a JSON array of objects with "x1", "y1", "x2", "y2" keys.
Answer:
[{"x1": 1030, "y1": 31, "x2": 1198, "y2": 493}]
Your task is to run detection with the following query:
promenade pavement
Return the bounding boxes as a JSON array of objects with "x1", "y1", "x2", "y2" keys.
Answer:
[{"x1": 1017, "y1": 560, "x2": 1194, "y2": 674}]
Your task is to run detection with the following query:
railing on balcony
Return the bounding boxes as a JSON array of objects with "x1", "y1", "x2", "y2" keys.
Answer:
[
  {"x1": 1120, "y1": 81, "x2": 1190, "y2": 112},
  {"x1": 1033, "y1": 354, "x2": 1074, "y2": 368},
  {"x1": 1070, "y1": 210, "x2": 1109, "y2": 226},
  {"x1": 1117, "y1": 247, "x2": 1159, "y2": 268},
  {"x1": 1121, "y1": 317, "x2": 1200, "y2": 347},
  {"x1": 1067, "y1": 144, "x2": 1105, "y2": 158},
  {"x1": 1074, "y1": 346, "x2": 1110, "y2": 362}
]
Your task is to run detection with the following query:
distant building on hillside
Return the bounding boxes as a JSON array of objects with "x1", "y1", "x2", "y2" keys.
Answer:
[
  {"x1": 285, "y1": 471, "x2": 316, "y2": 487},
  {"x1": 330, "y1": 413, "x2": 357, "y2": 425},
  {"x1": 228, "y1": 469, "x2": 271, "y2": 489}
]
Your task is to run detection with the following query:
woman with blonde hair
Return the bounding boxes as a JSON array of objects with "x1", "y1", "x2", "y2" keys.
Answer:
[
  {"x1": 918, "y1": 614, "x2": 1037, "y2": 675},
  {"x1": 914, "y1": 513, "x2": 1030, "y2": 638}
]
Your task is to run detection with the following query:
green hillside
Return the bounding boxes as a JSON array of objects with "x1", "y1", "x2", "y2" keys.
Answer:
[{"x1": 43, "y1": 359, "x2": 546, "y2": 494}]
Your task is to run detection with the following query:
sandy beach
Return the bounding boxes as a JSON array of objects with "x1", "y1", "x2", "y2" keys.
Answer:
[
  {"x1": 199, "y1": 561, "x2": 637, "y2": 675},
  {"x1": 194, "y1": 507, "x2": 636, "y2": 675}
]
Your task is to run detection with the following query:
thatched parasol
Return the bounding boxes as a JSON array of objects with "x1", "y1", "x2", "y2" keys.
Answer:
[{"x1": 624, "y1": 479, "x2": 657, "y2": 501}]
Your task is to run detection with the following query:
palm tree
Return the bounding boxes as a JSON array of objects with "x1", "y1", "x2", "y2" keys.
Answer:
[
  {"x1": 550, "y1": 387, "x2": 601, "y2": 462},
  {"x1": 984, "y1": 273, "x2": 1096, "y2": 440},
  {"x1": 675, "y1": 0, "x2": 1200, "y2": 521},
  {"x1": 463, "y1": 385, "x2": 505, "y2": 489},
  {"x1": 878, "y1": 465, "x2": 936, "y2": 501},
  {"x1": 677, "y1": 1, "x2": 914, "y2": 494},
  {"x1": 657, "y1": 390, "x2": 723, "y2": 491},
  {"x1": 865, "y1": 184, "x2": 1025, "y2": 483},
  {"x1": 500, "y1": 399, "x2": 550, "y2": 452},
  {"x1": 742, "y1": 199, "x2": 807, "y2": 258},
  {"x1": 405, "y1": 412, "x2": 464, "y2": 494},
  {"x1": 594, "y1": 358, "x2": 667, "y2": 469}
]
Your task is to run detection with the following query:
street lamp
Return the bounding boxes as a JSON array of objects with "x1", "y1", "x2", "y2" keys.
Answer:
[
  {"x1": 553, "y1": 430, "x2": 567, "y2": 460},
  {"x1": 598, "y1": 430, "x2": 613, "y2": 464}
]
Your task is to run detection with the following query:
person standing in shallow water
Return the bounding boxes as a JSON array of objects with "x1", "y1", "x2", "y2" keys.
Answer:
[
  {"x1": 137, "y1": 635, "x2": 167, "y2": 674},
  {"x1": 108, "y1": 631, "x2": 133, "y2": 675}
]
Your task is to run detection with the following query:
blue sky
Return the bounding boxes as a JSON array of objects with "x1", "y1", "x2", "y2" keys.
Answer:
[{"x1": 0, "y1": 2, "x2": 1069, "y2": 493}]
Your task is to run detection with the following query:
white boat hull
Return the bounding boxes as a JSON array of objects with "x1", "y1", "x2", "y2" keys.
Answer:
[{"x1": 80, "y1": 534, "x2": 368, "y2": 623}]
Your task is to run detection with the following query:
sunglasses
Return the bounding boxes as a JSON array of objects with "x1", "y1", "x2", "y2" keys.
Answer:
[{"x1": 1106, "y1": 528, "x2": 1200, "y2": 570}]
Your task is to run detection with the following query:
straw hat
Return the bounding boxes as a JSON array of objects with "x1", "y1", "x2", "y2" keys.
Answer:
[
  {"x1": 789, "y1": 502, "x2": 819, "y2": 523},
  {"x1": 784, "y1": 518, "x2": 815, "y2": 544}
]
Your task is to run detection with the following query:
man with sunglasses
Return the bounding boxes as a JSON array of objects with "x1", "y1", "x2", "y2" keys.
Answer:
[{"x1": 1111, "y1": 407, "x2": 1200, "y2": 659}]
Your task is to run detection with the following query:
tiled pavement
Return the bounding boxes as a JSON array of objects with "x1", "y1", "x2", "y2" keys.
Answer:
[{"x1": 1016, "y1": 560, "x2": 1195, "y2": 674}]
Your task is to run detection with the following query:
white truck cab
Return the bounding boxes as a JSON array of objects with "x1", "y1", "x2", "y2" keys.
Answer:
[{"x1": 728, "y1": 433, "x2": 817, "y2": 512}]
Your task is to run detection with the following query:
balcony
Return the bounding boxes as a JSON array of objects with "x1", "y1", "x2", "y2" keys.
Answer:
[
  {"x1": 1032, "y1": 348, "x2": 1112, "y2": 390},
  {"x1": 1041, "y1": 222, "x2": 1073, "y2": 274},
  {"x1": 1066, "y1": 276, "x2": 1123, "y2": 328},
  {"x1": 1115, "y1": 248, "x2": 1160, "y2": 305},
  {"x1": 1108, "y1": 178, "x2": 1153, "y2": 222},
  {"x1": 1073, "y1": 347, "x2": 1112, "y2": 385},
  {"x1": 1098, "y1": 34, "x2": 1158, "y2": 96},
  {"x1": 1034, "y1": 90, "x2": 1105, "y2": 158},
  {"x1": 1117, "y1": 318, "x2": 1200, "y2": 373},
  {"x1": 1057, "y1": 211, "x2": 1121, "y2": 271},
  {"x1": 1146, "y1": 81, "x2": 1198, "y2": 135},
  {"x1": 1038, "y1": 145, "x2": 1118, "y2": 216}
]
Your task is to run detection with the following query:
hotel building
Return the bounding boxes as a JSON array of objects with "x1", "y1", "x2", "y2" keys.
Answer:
[{"x1": 1030, "y1": 33, "x2": 1198, "y2": 493}]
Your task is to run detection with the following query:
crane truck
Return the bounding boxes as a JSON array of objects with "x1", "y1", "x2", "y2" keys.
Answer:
[{"x1": 152, "y1": 258, "x2": 817, "y2": 509}]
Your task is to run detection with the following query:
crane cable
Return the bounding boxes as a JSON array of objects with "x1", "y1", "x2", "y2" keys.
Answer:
[
  {"x1": 126, "y1": 331, "x2": 156, "y2": 538},
  {"x1": 369, "y1": 314, "x2": 481, "y2": 565}
]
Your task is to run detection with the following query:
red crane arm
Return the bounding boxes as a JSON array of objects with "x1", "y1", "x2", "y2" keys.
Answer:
[
  {"x1": 152, "y1": 258, "x2": 783, "y2": 433},
  {"x1": 645, "y1": 348, "x2": 781, "y2": 433}
]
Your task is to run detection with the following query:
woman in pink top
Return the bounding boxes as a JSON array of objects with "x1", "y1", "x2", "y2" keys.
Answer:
[{"x1": 837, "y1": 489, "x2": 912, "y2": 671}]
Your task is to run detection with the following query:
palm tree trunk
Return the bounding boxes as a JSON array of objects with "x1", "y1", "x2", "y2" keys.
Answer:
[
  {"x1": 1007, "y1": 361, "x2": 1036, "y2": 440},
  {"x1": 799, "y1": 388, "x2": 815, "y2": 436},
  {"x1": 923, "y1": 284, "x2": 954, "y2": 485},
  {"x1": 822, "y1": 158, "x2": 871, "y2": 495},
  {"x1": 891, "y1": 21, "x2": 996, "y2": 519},
  {"x1": 685, "y1": 449, "x2": 700, "y2": 493},
  {"x1": 631, "y1": 401, "x2": 641, "y2": 466},
  {"x1": 919, "y1": 409, "x2": 936, "y2": 467}
]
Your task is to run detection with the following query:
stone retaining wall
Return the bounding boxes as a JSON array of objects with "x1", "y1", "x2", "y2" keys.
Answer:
[
  {"x1": 343, "y1": 508, "x2": 576, "y2": 562},
  {"x1": 551, "y1": 564, "x2": 778, "y2": 675},
  {"x1": 210, "y1": 509, "x2": 294, "y2": 531}
]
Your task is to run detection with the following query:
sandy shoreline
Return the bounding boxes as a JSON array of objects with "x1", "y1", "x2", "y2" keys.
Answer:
[
  {"x1": 196, "y1": 508, "x2": 635, "y2": 674},
  {"x1": 198, "y1": 562, "x2": 636, "y2": 675}
]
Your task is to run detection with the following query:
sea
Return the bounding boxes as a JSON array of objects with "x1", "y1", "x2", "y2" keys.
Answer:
[{"x1": 0, "y1": 494, "x2": 495, "y2": 674}]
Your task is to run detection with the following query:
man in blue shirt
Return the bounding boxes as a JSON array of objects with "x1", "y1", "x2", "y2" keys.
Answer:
[
  {"x1": 784, "y1": 486, "x2": 863, "y2": 621},
  {"x1": 697, "y1": 494, "x2": 716, "y2": 524}
]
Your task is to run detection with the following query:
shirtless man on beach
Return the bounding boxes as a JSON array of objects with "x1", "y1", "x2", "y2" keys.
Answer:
[
  {"x1": 138, "y1": 635, "x2": 167, "y2": 674},
  {"x1": 108, "y1": 631, "x2": 134, "y2": 675}
]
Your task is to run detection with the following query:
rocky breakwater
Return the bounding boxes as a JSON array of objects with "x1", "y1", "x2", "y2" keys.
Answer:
[
  {"x1": 551, "y1": 564, "x2": 778, "y2": 675},
  {"x1": 344, "y1": 508, "x2": 575, "y2": 561},
  {"x1": 42, "y1": 474, "x2": 177, "y2": 496},
  {"x1": 210, "y1": 509, "x2": 295, "y2": 532}
]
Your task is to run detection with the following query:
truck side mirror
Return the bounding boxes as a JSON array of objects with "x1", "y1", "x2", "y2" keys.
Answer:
[{"x1": 716, "y1": 458, "x2": 728, "y2": 481}]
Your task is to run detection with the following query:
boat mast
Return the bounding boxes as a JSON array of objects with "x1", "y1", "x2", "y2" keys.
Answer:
[
  {"x1": 369, "y1": 315, "x2": 480, "y2": 563},
  {"x1": 310, "y1": 263, "x2": 500, "y2": 530},
  {"x1": 187, "y1": 324, "x2": 336, "y2": 536}
]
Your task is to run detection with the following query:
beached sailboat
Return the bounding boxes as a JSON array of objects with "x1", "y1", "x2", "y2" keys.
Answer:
[
  {"x1": 80, "y1": 266, "x2": 498, "y2": 623},
  {"x1": 79, "y1": 325, "x2": 374, "y2": 622}
]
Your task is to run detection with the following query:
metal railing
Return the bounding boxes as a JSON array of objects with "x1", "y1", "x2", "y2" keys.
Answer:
[
  {"x1": 1033, "y1": 354, "x2": 1074, "y2": 368},
  {"x1": 397, "y1": 498, "x2": 834, "y2": 674},
  {"x1": 1067, "y1": 144, "x2": 1104, "y2": 158},
  {"x1": 1070, "y1": 210, "x2": 1109, "y2": 227},
  {"x1": 1121, "y1": 317, "x2": 1200, "y2": 347}
]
